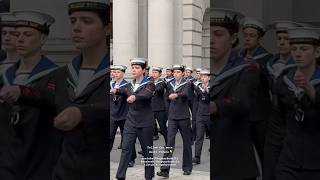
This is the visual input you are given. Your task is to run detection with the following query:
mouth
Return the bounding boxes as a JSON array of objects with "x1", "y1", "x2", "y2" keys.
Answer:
[
  {"x1": 210, "y1": 47, "x2": 217, "y2": 51},
  {"x1": 72, "y1": 36, "x2": 84, "y2": 42},
  {"x1": 16, "y1": 46, "x2": 25, "y2": 50},
  {"x1": 295, "y1": 60, "x2": 304, "y2": 63}
]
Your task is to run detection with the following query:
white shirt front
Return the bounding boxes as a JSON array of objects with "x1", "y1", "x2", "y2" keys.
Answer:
[{"x1": 76, "y1": 68, "x2": 95, "y2": 96}]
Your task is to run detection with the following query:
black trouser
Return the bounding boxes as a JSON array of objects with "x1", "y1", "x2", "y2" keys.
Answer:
[
  {"x1": 160, "y1": 118, "x2": 192, "y2": 172},
  {"x1": 263, "y1": 139, "x2": 283, "y2": 180},
  {"x1": 109, "y1": 120, "x2": 137, "y2": 162},
  {"x1": 153, "y1": 111, "x2": 168, "y2": 144},
  {"x1": 194, "y1": 115, "x2": 210, "y2": 159},
  {"x1": 212, "y1": 177, "x2": 257, "y2": 180},
  {"x1": 109, "y1": 120, "x2": 125, "y2": 151},
  {"x1": 276, "y1": 163, "x2": 320, "y2": 180},
  {"x1": 116, "y1": 124, "x2": 154, "y2": 179},
  {"x1": 191, "y1": 113, "x2": 197, "y2": 142},
  {"x1": 205, "y1": 123, "x2": 210, "y2": 138},
  {"x1": 250, "y1": 120, "x2": 267, "y2": 165},
  {"x1": 153, "y1": 121, "x2": 158, "y2": 136}
]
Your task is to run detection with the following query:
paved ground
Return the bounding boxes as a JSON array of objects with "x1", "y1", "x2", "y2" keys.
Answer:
[
  {"x1": 110, "y1": 130, "x2": 263, "y2": 180},
  {"x1": 110, "y1": 131, "x2": 210, "y2": 179}
]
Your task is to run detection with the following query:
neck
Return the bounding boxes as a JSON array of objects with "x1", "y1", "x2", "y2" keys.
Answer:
[
  {"x1": 299, "y1": 62, "x2": 316, "y2": 81},
  {"x1": 116, "y1": 78, "x2": 124, "y2": 84},
  {"x1": 212, "y1": 49, "x2": 231, "y2": 75},
  {"x1": 135, "y1": 75, "x2": 144, "y2": 83},
  {"x1": 5, "y1": 50, "x2": 19, "y2": 63},
  {"x1": 81, "y1": 42, "x2": 107, "y2": 69},
  {"x1": 279, "y1": 53, "x2": 290, "y2": 64},
  {"x1": 18, "y1": 52, "x2": 42, "y2": 72},
  {"x1": 246, "y1": 46, "x2": 259, "y2": 58}
]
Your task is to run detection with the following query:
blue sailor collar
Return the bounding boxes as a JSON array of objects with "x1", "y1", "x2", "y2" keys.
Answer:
[
  {"x1": 165, "y1": 76, "x2": 174, "y2": 83},
  {"x1": 283, "y1": 66, "x2": 320, "y2": 100},
  {"x1": 219, "y1": 50, "x2": 245, "y2": 75},
  {"x1": 3, "y1": 56, "x2": 58, "y2": 86},
  {"x1": 286, "y1": 66, "x2": 320, "y2": 83},
  {"x1": 154, "y1": 78, "x2": 165, "y2": 85},
  {"x1": 267, "y1": 54, "x2": 297, "y2": 80},
  {"x1": 268, "y1": 54, "x2": 295, "y2": 65},
  {"x1": 169, "y1": 77, "x2": 188, "y2": 91},
  {"x1": 239, "y1": 46, "x2": 270, "y2": 60},
  {"x1": 198, "y1": 81, "x2": 210, "y2": 92},
  {"x1": 67, "y1": 53, "x2": 108, "y2": 87},
  {"x1": 193, "y1": 79, "x2": 202, "y2": 86},
  {"x1": 111, "y1": 79, "x2": 128, "y2": 89},
  {"x1": 131, "y1": 76, "x2": 150, "y2": 92},
  {"x1": 185, "y1": 76, "x2": 194, "y2": 81},
  {"x1": 211, "y1": 51, "x2": 250, "y2": 87}
]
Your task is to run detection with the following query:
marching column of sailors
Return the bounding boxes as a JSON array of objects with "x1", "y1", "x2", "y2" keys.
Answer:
[
  {"x1": 110, "y1": 59, "x2": 212, "y2": 179},
  {"x1": 110, "y1": 7, "x2": 320, "y2": 180},
  {"x1": 209, "y1": 8, "x2": 320, "y2": 180},
  {"x1": 0, "y1": 0, "x2": 110, "y2": 179}
]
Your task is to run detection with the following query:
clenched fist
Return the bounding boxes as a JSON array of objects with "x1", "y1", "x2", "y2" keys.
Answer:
[
  {"x1": 0, "y1": 86, "x2": 21, "y2": 104},
  {"x1": 54, "y1": 106, "x2": 82, "y2": 131}
]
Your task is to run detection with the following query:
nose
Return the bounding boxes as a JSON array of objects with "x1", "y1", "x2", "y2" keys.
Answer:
[
  {"x1": 72, "y1": 20, "x2": 81, "y2": 33},
  {"x1": 294, "y1": 49, "x2": 302, "y2": 58},
  {"x1": 17, "y1": 35, "x2": 24, "y2": 43},
  {"x1": 279, "y1": 39, "x2": 285, "y2": 45}
]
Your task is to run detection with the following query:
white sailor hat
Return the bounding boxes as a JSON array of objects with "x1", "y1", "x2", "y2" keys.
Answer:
[
  {"x1": 200, "y1": 69, "x2": 210, "y2": 75},
  {"x1": 110, "y1": 65, "x2": 116, "y2": 70},
  {"x1": 195, "y1": 68, "x2": 202, "y2": 73},
  {"x1": 270, "y1": 20, "x2": 303, "y2": 33},
  {"x1": 243, "y1": 17, "x2": 266, "y2": 35},
  {"x1": 0, "y1": 13, "x2": 17, "y2": 27},
  {"x1": 185, "y1": 67, "x2": 193, "y2": 72},
  {"x1": 210, "y1": 8, "x2": 244, "y2": 32},
  {"x1": 130, "y1": 58, "x2": 148, "y2": 67},
  {"x1": 172, "y1": 64, "x2": 185, "y2": 72},
  {"x1": 165, "y1": 66, "x2": 173, "y2": 71},
  {"x1": 13, "y1": 11, "x2": 55, "y2": 35},
  {"x1": 287, "y1": 27, "x2": 320, "y2": 45},
  {"x1": 152, "y1": 66, "x2": 163, "y2": 72},
  {"x1": 68, "y1": 0, "x2": 109, "y2": 14},
  {"x1": 113, "y1": 65, "x2": 127, "y2": 72}
]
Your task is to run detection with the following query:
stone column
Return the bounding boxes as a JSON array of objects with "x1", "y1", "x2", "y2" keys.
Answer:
[
  {"x1": 148, "y1": 0, "x2": 174, "y2": 68},
  {"x1": 113, "y1": 0, "x2": 139, "y2": 68}
]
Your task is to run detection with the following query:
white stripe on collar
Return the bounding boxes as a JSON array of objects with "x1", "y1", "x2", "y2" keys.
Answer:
[
  {"x1": 67, "y1": 63, "x2": 79, "y2": 86},
  {"x1": 283, "y1": 75, "x2": 304, "y2": 100},
  {"x1": 173, "y1": 81, "x2": 187, "y2": 91},
  {"x1": 131, "y1": 80, "x2": 150, "y2": 92}
]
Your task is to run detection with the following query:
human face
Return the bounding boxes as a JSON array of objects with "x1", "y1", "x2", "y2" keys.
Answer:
[
  {"x1": 152, "y1": 70, "x2": 161, "y2": 79},
  {"x1": 131, "y1": 65, "x2": 145, "y2": 79},
  {"x1": 201, "y1": 74, "x2": 210, "y2": 84},
  {"x1": 185, "y1": 70, "x2": 192, "y2": 77},
  {"x1": 70, "y1": 11, "x2": 107, "y2": 49},
  {"x1": 242, "y1": 27, "x2": 260, "y2": 50},
  {"x1": 145, "y1": 69, "x2": 149, "y2": 76},
  {"x1": 276, "y1": 32, "x2": 290, "y2": 56},
  {"x1": 166, "y1": 70, "x2": 173, "y2": 77},
  {"x1": 1, "y1": 26, "x2": 18, "y2": 51},
  {"x1": 111, "y1": 70, "x2": 116, "y2": 80},
  {"x1": 16, "y1": 27, "x2": 45, "y2": 58},
  {"x1": 114, "y1": 70, "x2": 124, "y2": 81},
  {"x1": 173, "y1": 70, "x2": 183, "y2": 81},
  {"x1": 291, "y1": 44, "x2": 320, "y2": 68},
  {"x1": 210, "y1": 26, "x2": 236, "y2": 61},
  {"x1": 196, "y1": 72, "x2": 201, "y2": 80}
]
